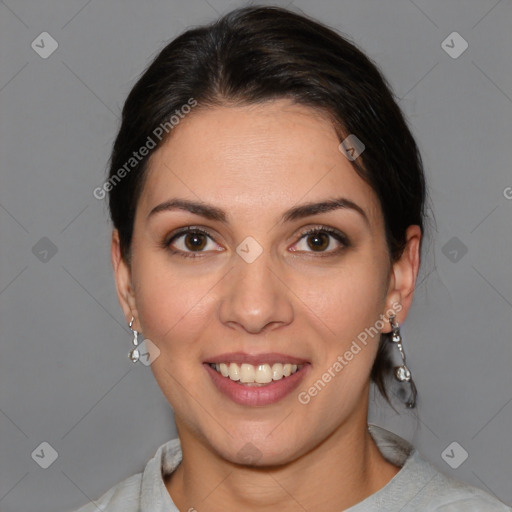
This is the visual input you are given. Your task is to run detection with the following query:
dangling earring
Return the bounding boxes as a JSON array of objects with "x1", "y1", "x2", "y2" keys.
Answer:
[
  {"x1": 128, "y1": 316, "x2": 140, "y2": 363},
  {"x1": 389, "y1": 314, "x2": 417, "y2": 408}
]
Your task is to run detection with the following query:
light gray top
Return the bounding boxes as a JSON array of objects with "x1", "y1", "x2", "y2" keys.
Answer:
[{"x1": 72, "y1": 424, "x2": 511, "y2": 511}]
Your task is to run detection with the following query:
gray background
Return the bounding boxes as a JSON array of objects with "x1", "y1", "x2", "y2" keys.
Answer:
[{"x1": 0, "y1": 0, "x2": 511, "y2": 511}]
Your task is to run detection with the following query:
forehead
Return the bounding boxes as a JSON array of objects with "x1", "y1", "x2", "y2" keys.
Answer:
[{"x1": 138, "y1": 100, "x2": 382, "y2": 227}]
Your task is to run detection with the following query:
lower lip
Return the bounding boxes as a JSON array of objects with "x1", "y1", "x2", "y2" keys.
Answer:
[{"x1": 204, "y1": 363, "x2": 310, "y2": 406}]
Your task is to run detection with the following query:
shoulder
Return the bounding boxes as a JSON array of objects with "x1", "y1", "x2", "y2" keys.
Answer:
[
  {"x1": 69, "y1": 437, "x2": 182, "y2": 512},
  {"x1": 367, "y1": 424, "x2": 510, "y2": 512},
  {"x1": 409, "y1": 454, "x2": 510, "y2": 511},
  {"x1": 70, "y1": 472, "x2": 143, "y2": 512}
]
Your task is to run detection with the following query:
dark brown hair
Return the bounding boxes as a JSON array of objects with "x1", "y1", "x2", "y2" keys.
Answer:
[{"x1": 107, "y1": 6, "x2": 427, "y2": 406}]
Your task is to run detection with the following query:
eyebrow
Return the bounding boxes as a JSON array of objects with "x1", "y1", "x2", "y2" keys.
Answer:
[{"x1": 147, "y1": 197, "x2": 370, "y2": 226}]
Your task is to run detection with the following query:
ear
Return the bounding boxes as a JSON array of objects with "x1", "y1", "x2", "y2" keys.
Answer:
[
  {"x1": 382, "y1": 225, "x2": 422, "y2": 333},
  {"x1": 111, "y1": 229, "x2": 138, "y2": 328}
]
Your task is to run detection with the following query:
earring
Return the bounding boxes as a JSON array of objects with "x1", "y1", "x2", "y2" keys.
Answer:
[
  {"x1": 128, "y1": 316, "x2": 140, "y2": 363},
  {"x1": 389, "y1": 314, "x2": 417, "y2": 408}
]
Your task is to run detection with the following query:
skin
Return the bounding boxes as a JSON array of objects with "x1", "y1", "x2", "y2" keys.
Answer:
[{"x1": 112, "y1": 99, "x2": 421, "y2": 511}]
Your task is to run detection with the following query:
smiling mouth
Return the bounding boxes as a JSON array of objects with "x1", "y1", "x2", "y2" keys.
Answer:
[{"x1": 208, "y1": 362, "x2": 305, "y2": 386}]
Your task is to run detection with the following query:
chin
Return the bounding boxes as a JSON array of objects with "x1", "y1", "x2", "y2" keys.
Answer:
[{"x1": 205, "y1": 428, "x2": 307, "y2": 468}]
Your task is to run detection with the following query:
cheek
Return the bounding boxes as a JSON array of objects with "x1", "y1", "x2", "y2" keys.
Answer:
[
  {"x1": 130, "y1": 251, "x2": 215, "y2": 353},
  {"x1": 299, "y1": 256, "x2": 388, "y2": 338},
  {"x1": 294, "y1": 256, "x2": 388, "y2": 395},
  {"x1": 132, "y1": 258, "x2": 216, "y2": 408}
]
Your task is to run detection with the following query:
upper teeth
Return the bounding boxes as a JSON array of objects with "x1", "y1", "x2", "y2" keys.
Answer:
[{"x1": 210, "y1": 362, "x2": 302, "y2": 383}]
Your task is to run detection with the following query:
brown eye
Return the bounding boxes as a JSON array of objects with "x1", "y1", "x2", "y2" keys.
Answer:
[
  {"x1": 183, "y1": 232, "x2": 207, "y2": 251},
  {"x1": 291, "y1": 226, "x2": 349, "y2": 255},
  {"x1": 306, "y1": 232, "x2": 330, "y2": 251},
  {"x1": 165, "y1": 227, "x2": 222, "y2": 258}
]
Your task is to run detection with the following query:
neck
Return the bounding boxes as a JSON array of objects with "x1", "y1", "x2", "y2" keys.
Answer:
[{"x1": 166, "y1": 412, "x2": 400, "y2": 512}]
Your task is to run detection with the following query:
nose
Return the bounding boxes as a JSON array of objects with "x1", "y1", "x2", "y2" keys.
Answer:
[{"x1": 218, "y1": 247, "x2": 294, "y2": 335}]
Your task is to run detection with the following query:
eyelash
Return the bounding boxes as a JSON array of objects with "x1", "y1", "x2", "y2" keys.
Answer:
[{"x1": 163, "y1": 225, "x2": 350, "y2": 259}]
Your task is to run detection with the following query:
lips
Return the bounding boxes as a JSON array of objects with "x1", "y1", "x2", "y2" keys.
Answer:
[
  {"x1": 203, "y1": 352, "x2": 310, "y2": 406},
  {"x1": 205, "y1": 351, "x2": 309, "y2": 366}
]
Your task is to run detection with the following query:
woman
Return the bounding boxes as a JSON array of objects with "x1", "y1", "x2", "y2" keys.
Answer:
[{"x1": 75, "y1": 6, "x2": 510, "y2": 511}]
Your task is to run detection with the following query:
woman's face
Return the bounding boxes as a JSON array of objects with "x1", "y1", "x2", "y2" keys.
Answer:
[{"x1": 113, "y1": 99, "x2": 419, "y2": 465}]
